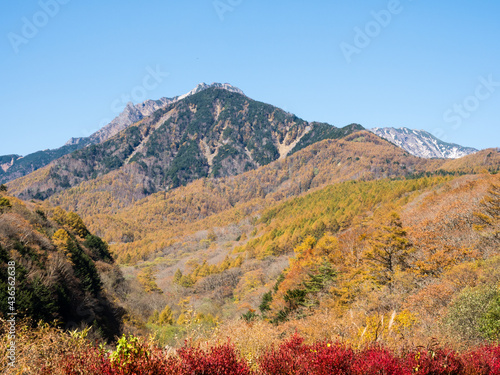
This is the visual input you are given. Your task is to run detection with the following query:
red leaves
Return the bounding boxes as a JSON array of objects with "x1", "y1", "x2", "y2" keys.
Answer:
[
  {"x1": 461, "y1": 346, "x2": 500, "y2": 375},
  {"x1": 170, "y1": 343, "x2": 253, "y2": 375},
  {"x1": 258, "y1": 334, "x2": 500, "y2": 375},
  {"x1": 259, "y1": 335, "x2": 404, "y2": 375},
  {"x1": 404, "y1": 348, "x2": 462, "y2": 375},
  {"x1": 47, "y1": 342, "x2": 251, "y2": 375},
  {"x1": 44, "y1": 335, "x2": 500, "y2": 375}
]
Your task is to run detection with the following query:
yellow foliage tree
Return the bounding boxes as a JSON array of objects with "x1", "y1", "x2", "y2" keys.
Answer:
[
  {"x1": 66, "y1": 212, "x2": 90, "y2": 238},
  {"x1": 137, "y1": 267, "x2": 163, "y2": 293},
  {"x1": 364, "y1": 212, "x2": 414, "y2": 291},
  {"x1": 52, "y1": 207, "x2": 68, "y2": 225},
  {"x1": 52, "y1": 229, "x2": 70, "y2": 252},
  {"x1": 158, "y1": 305, "x2": 174, "y2": 325}
]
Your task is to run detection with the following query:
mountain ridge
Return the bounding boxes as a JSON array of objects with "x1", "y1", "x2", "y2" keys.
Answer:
[
  {"x1": 2, "y1": 84, "x2": 482, "y2": 185},
  {"x1": 8, "y1": 87, "x2": 363, "y2": 203},
  {"x1": 86, "y1": 82, "x2": 246, "y2": 145},
  {"x1": 370, "y1": 127, "x2": 477, "y2": 159},
  {"x1": 0, "y1": 83, "x2": 245, "y2": 184}
]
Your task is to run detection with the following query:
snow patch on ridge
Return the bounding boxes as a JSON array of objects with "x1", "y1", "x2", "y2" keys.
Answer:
[{"x1": 370, "y1": 127, "x2": 477, "y2": 159}]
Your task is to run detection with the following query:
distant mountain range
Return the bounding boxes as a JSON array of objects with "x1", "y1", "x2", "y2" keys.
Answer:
[
  {"x1": 0, "y1": 83, "x2": 480, "y2": 185},
  {"x1": 370, "y1": 127, "x2": 477, "y2": 159}
]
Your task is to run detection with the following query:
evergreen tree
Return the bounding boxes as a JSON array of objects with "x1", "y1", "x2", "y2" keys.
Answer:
[
  {"x1": 259, "y1": 291, "x2": 273, "y2": 314},
  {"x1": 84, "y1": 234, "x2": 113, "y2": 262}
]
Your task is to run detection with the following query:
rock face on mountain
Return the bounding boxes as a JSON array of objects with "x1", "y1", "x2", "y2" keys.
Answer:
[
  {"x1": 87, "y1": 98, "x2": 173, "y2": 145},
  {"x1": 0, "y1": 154, "x2": 21, "y2": 172},
  {"x1": 9, "y1": 87, "x2": 363, "y2": 201},
  {"x1": 370, "y1": 127, "x2": 477, "y2": 159},
  {"x1": 176, "y1": 82, "x2": 245, "y2": 101}
]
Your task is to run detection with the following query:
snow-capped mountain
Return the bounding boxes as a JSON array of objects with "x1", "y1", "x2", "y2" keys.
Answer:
[{"x1": 370, "y1": 127, "x2": 477, "y2": 159}]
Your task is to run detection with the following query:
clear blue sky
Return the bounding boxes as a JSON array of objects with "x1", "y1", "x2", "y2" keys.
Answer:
[{"x1": 1, "y1": 0, "x2": 499, "y2": 156}]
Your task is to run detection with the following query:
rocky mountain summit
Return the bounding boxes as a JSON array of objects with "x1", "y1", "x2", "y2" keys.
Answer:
[{"x1": 71, "y1": 83, "x2": 246, "y2": 145}]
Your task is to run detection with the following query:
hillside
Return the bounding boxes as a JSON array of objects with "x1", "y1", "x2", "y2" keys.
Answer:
[
  {"x1": 47, "y1": 134, "x2": 499, "y2": 253},
  {"x1": 2, "y1": 170, "x2": 500, "y2": 373},
  {"x1": 0, "y1": 141, "x2": 91, "y2": 185},
  {"x1": 8, "y1": 87, "x2": 363, "y2": 203},
  {"x1": 0, "y1": 188, "x2": 124, "y2": 340},
  {"x1": 76, "y1": 168, "x2": 500, "y2": 351}
]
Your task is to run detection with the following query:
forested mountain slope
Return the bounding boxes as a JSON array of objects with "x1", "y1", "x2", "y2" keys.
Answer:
[
  {"x1": 0, "y1": 188, "x2": 124, "y2": 340},
  {"x1": 58, "y1": 133, "x2": 499, "y2": 266},
  {"x1": 90, "y1": 169, "x2": 500, "y2": 351}
]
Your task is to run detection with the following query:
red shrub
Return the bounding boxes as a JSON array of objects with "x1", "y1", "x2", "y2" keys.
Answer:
[
  {"x1": 351, "y1": 346, "x2": 410, "y2": 375},
  {"x1": 170, "y1": 342, "x2": 253, "y2": 375},
  {"x1": 258, "y1": 334, "x2": 314, "y2": 375},
  {"x1": 308, "y1": 342, "x2": 355, "y2": 375},
  {"x1": 35, "y1": 334, "x2": 500, "y2": 375},
  {"x1": 258, "y1": 334, "x2": 354, "y2": 375},
  {"x1": 461, "y1": 346, "x2": 500, "y2": 375},
  {"x1": 404, "y1": 348, "x2": 462, "y2": 375}
]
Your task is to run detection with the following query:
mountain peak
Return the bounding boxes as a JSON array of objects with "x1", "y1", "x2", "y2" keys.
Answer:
[
  {"x1": 370, "y1": 127, "x2": 477, "y2": 159},
  {"x1": 84, "y1": 83, "x2": 245, "y2": 144},
  {"x1": 177, "y1": 82, "x2": 245, "y2": 101}
]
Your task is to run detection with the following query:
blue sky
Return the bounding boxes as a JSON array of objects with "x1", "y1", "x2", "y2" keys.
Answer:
[{"x1": 1, "y1": 0, "x2": 499, "y2": 156}]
